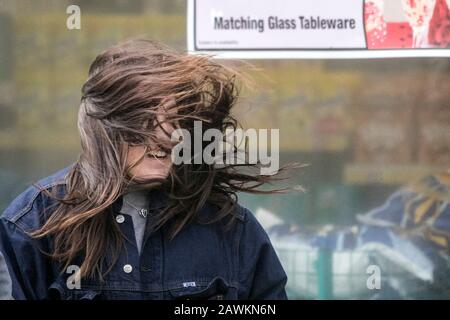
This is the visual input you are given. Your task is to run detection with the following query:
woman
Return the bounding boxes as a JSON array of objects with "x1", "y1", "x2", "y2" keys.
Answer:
[{"x1": 0, "y1": 39, "x2": 288, "y2": 300}]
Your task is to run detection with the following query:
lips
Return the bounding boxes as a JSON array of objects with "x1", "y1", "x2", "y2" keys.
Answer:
[{"x1": 147, "y1": 150, "x2": 168, "y2": 159}]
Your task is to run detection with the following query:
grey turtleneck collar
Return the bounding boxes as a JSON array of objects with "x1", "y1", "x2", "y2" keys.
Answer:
[{"x1": 120, "y1": 190, "x2": 151, "y2": 255}]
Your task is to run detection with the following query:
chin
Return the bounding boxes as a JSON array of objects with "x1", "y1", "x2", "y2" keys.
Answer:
[
  {"x1": 142, "y1": 173, "x2": 169, "y2": 180},
  {"x1": 130, "y1": 175, "x2": 168, "y2": 189}
]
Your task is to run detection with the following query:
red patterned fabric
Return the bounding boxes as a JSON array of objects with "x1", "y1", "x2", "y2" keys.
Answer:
[
  {"x1": 367, "y1": 22, "x2": 413, "y2": 49},
  {"x1": 428, "y1": 0, "x2": 450, "y2": 47}
]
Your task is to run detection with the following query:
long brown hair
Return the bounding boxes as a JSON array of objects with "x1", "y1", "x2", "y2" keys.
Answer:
[{"x1": 32, "y1": 39, "x2": 292, "y2": 279}]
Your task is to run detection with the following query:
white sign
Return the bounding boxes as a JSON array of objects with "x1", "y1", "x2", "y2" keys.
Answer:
[{"x1": 187, "y1": 0, "x2": 450, "y2": 59}]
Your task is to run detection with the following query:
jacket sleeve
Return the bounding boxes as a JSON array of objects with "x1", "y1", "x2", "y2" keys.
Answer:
[
  {"x1": 0, "y1": 249, "x2": 12, "y2": 300},
  {"x1": 0, "y1": 217, "x2": 51, "y2": 300},
  {"x1": 237, "y1": 208, "x2": 288, "y2": 300}
]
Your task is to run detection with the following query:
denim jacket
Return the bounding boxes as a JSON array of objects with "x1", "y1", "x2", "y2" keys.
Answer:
[
  {"x1": 0, "y1": 167, "x2": 287, "y2": 300},
  {"x1": 0, "y1": 251, "x2": 12, "y2": 300}
]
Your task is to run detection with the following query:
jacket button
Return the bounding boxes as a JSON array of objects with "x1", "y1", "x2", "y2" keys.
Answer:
[
  {"x1": 123, "y1": 264, "x2": 133, "y2": 273},
  {"x1": 116, "y1": 214, "x2": 125, "y2": 224}
]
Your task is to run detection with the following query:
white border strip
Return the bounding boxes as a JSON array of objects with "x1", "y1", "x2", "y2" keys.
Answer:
[
  {"x1": 186, "y1": 49, "x2": 450, "y2": 59},
  {"x1": 187, "y1": 0, "x2": 195, "y2": 54}
]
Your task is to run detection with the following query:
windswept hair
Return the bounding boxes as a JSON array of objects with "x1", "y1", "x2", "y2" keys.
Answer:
[{"x1": 32, "y1": 39, "x2": 291, "y2": 279}]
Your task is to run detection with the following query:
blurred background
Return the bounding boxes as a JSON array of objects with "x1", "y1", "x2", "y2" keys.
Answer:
[{"x1": 0, "y1": 0, "x2": 449, "y2": 299}]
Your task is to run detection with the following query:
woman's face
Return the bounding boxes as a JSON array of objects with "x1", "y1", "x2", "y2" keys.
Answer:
[
  {"x1": 126, "y1": 143, "x2": 171, "y2": 182},
  {"x1": 126, "y1": 108, "x2": 174, "y2": 186}
]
